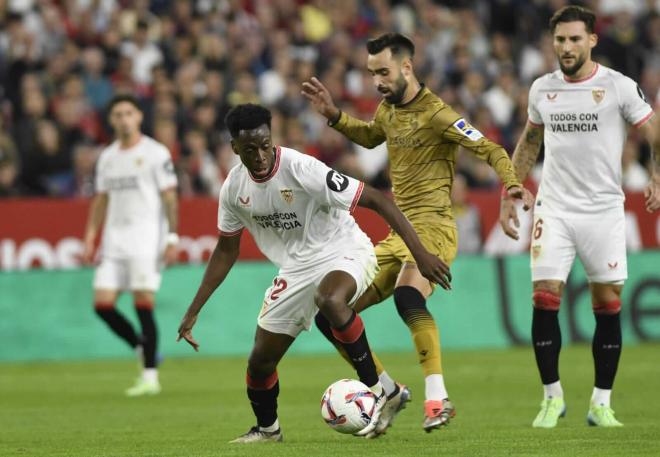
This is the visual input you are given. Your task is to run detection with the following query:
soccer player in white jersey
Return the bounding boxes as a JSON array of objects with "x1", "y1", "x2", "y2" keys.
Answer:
[
  {"x1": 500, "y1": 6, "x2": 659, "y2": 428},
  {"x1": 176, "y1": 104, "x2": 452, "y2": 443},
  {"x1": 83, "y1": 95, "x2": 179, "y2": 396}
]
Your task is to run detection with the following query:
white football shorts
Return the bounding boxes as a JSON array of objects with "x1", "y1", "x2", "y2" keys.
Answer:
[
  {"x1": 93, "y1": 257, "x2": 163, "y2": 292},
  {"x1": 530, "y1": 212, "x2": 627, "y2": 283},
  {"x1": 257, "y1": 242, "x2": 378, "y2": 337}
]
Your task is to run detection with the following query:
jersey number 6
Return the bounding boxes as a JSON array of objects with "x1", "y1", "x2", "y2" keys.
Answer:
[
  {"x1": 533, "y1": 218, "x2": 544, "y2": 240},
  {"x1": 270, "y1": 278, "x2": 288, "y2": 300}
]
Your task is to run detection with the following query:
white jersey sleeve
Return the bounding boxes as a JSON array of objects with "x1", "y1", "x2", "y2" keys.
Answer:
[
  {"x1": 527, "y1": 77, "x2": 544, "y2": 126},
  {"x1": 95, "y1": 151, "x2": 109, "y2": 193},
  {"x1": 217, "y1": 176, "x2": 244, "y2": 236},
  {"x1": 293, "y1": 156, "x2": 364, "y2": 213},
  {"x1": 615, "y1": 75, "x2": 654, "y2": 127},
  {"x1": 153, "y1": 147, "x2": 178, "y2": 190}
]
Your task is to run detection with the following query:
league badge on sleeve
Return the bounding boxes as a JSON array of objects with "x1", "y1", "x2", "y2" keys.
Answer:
[
  {"x1": 452, "y1": 118, "x2": 484, "y2": 141},
  {"x1": 326, "y1": 170, "x2": 349, "y2": 192}
]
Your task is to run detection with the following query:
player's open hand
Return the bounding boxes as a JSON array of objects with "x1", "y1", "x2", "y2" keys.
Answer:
[
  {"x1": 301, "y1": 77, "x2": 340, "y2": 121},
  {"x1": 644, "y1": 177, "x2": 660, "y2": 212},
  {"x1": 500, "y1": 186, "x2": 535, "y2": 240},
  {"x1": 414, "y1": 251, "x2": 452, "y2": 290},
  {"x1": 500, "y1": 196, "x2": 521, "y2": 240},
  {"x1": 177, "y1": 313, "x2": 200, "y2": 351}
]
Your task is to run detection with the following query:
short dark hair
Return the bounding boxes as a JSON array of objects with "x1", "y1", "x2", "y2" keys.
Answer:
[
  {"x1": 550, "y1": 5, "x2": 596, "y2": 34},
  {"x1": 225, "y1": 103, "x2": 272, "y2": 138},
  {"x1": 107, "y1": 94, "x2": 141, "y2": 114},
  {"x1": 366, "y1": 33, "x2": 415, "y2": 58}
]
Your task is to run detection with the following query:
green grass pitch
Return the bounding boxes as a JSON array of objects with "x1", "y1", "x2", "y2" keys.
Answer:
[{"x1": 2, "y1": 344, "x2": 659, "y2": 457}]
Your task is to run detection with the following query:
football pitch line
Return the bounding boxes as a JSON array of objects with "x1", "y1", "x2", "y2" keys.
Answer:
[{"x1": 1, "y1": 344, "x2": 659, "y2": 456}]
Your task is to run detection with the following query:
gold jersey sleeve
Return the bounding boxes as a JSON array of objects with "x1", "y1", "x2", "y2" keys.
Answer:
[{"x1": 333, "y1": 87, "x2": 520, "y2": 220}]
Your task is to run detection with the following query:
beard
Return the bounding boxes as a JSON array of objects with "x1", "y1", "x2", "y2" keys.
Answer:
[
  {"x1": 559, "y1": 53, "x2": 586, "y2": 76},
  {"x1": 382, "y1": 74, "x2": 408, "y2": 104}
]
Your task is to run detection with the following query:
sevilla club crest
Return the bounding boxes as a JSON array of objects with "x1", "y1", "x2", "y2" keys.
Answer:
[
  {"x1": 280, "y1": 189, "x2": 294, "y2": 204},
  {"x1": 592, "y1": 89, "x2": 605, "y2": 104}
]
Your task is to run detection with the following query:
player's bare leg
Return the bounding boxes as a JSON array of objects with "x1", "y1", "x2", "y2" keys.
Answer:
[
  {"x1": 315, "y1": 270, "x2": 386, "y2": 436},
  {"x1": 394, "y1": 263, "x2": 453, "y2": 432},
  {"x1": 587, "y1": 282, "x2": 624, "y2": 427},
  {"x1": 231, "y1": 326, "x2": 294, "y2": 443},
  {"x1": 125, "y1": 290, "x2": 161, "y2": 396},
  {"x1": 531, "y1": 280, "x2": 566, "y2": 428}
]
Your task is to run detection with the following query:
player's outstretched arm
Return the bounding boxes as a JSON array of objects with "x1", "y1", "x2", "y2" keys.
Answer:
[
  {"x1": 357, "y1": 185, "x2": 452, "y2": 290},
  {"x1": 639, "y1": 115, "x2": 660, "y2": 212},
  {"x1": 499, "y1": 122, "x2": 544, "y2": 240},
  {"x1": 302, "y1": 77, "x2": 386, "y2": 148},
  {"x1": 177, "y1": 233, "x2": 241, "y2": 351},
  {"x1": 82, "y1": 193, "x2": 108, "y2": 264}
]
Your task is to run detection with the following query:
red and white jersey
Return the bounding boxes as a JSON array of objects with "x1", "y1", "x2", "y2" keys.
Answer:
[
  {"x1": 96, "y1": 135, "x2": 177, "y2": 259},
  {"x1": 528, "y1": 63, "x2": 654, "y2": 217},
  {"x1": 218, "y1": 146, "x2": 372, "y2": 270}
]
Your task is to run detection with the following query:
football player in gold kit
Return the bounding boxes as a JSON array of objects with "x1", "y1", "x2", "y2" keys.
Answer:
[{"x1": 303, "y1": 33, "x2": 530, "y2": 435}]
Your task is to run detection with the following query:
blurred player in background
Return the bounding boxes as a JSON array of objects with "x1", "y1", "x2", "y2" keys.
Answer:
[
  {"x1": 176, "y1": 104, "x2": 452, "y2": 443},
  {"x1": 83, "y1": 94, "x2": 179, "y2": 396},
  {"x1": 302, "y1": 33, "x2": 529, "y2": 434},
  {"x1": 500, "y1": 5, "x2": 658, "y2": 428}
]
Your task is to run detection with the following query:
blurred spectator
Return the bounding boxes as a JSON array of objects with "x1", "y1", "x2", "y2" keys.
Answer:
[
  {"x1": 20, "y1": 120, "x2": 72, "y2": 195},
  {"x1": 0, "y1": 117, "x2": 21, "y2": 197},
  {"x1": 452, "y1": 174, "x2": 482, "y2": 254},
  {"x1": 120, "y1": 20, "x2": 163, "y2": 87},
  {"x1": 0, "y1": 150, "x2": 21, "y2": 197},
  {"x1": 70, "y1": 142, "x2": 99, "y2": 198},
  {"x1": 82, "y1": 47, "x2": 114, "y2": 111}
]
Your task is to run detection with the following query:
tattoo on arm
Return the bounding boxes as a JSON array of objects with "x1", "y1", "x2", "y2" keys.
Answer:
[{"x1": 512, "y1": 125, "x2": 544, "y2": 182}]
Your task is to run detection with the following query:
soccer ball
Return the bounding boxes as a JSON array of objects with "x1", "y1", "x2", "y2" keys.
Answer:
[{"x1": 320, "y1": 379, "x2": 376, "y2": 434}]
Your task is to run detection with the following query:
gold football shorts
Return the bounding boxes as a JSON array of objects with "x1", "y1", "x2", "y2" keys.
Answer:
[{"x1": 368, "y1": 217, "x2": 458, "y2": 302}]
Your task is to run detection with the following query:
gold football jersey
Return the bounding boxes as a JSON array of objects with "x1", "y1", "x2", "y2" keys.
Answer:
[{"x1": 332, "y1": 86, "x2": 520, "y2": 220}]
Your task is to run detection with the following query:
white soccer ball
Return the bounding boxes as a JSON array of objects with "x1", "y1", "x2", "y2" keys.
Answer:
[{"x1": 320, "y1": 379, "x2": 376, "y2": 434}]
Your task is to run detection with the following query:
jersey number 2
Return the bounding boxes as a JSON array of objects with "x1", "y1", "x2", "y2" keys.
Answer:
[{"x1": 270, "y1": 278, "x2": 288, "y2": 300}]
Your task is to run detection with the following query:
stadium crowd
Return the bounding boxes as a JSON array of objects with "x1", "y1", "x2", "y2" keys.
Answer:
[{"x1": 0, "y1": 0, "x2": 657, "y2": 203}]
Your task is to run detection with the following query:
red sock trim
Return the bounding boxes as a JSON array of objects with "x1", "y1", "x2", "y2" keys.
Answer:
[
  {"x1": 246, "y1": 370, "x2": 278, "y2": 390},
  {"x1": 533, "y1": 291, "x2": 561, "y2": 311},
  {"x1": 135, "y1": 301, "x2": 154, "y2": 310},
  {"x1": 94, "y1": 301, "x2": 115, "y2": 310},
  {"x1": 332, "y1": 314, "x2": 365, "y2": 344},
  {"x1": 593, "y1": 299, "x2": 621, "y2": 315}
]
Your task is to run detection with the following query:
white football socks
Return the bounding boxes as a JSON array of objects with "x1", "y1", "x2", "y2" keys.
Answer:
[
  {"x1": 591, "y1": 387, "x2": 611, "y2": 407},
  {"x1": 425, "y1": 374, "x2": 448, "y2": 401},
  {"x1": 543, "y1": 380, "x2": 563, "y2": 400},
  {"x1": 143, "y1": 368, "x2": 158, "y2": 384},
  {"x1": 259, "y1": 418, "x2": 280, "y2": 433},
  {"x1": 378, "y1": 371, "x2": 397, "y2": 397}
]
